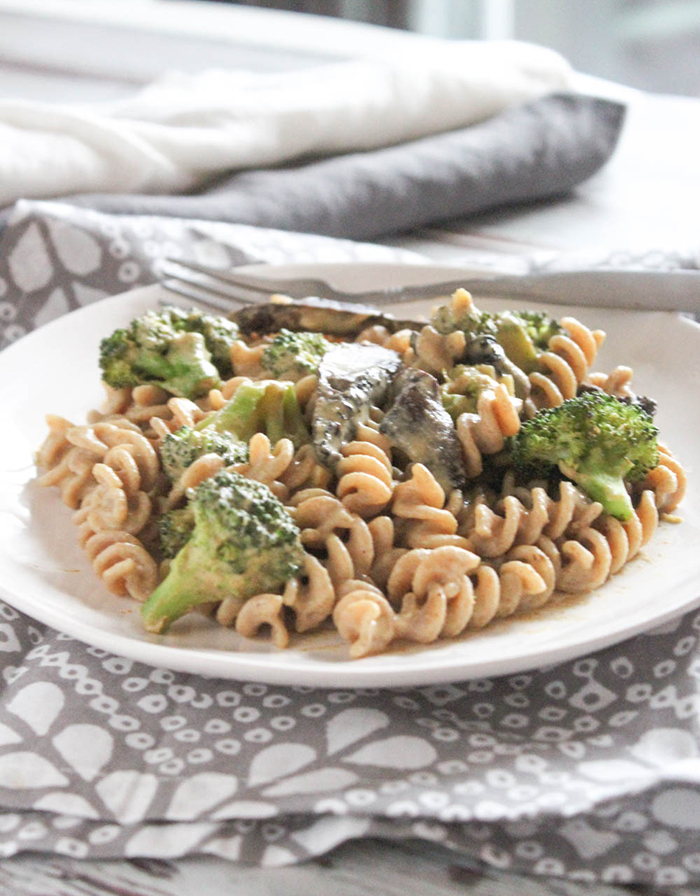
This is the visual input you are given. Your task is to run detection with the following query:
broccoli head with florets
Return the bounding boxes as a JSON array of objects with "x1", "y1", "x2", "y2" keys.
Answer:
[
  {"x1": 196, "y1": 378, "x2": 310, "y2": 448},
  {"x1": 167, "y1": 305, "x2": 239, "y2": 377},
  {"x1": 142, "y1": 470, "x2": 304, "y2": 633},
  {"x1": 160, "y1": 426, "x2": 249, "y2": 482},
  {"x1": 513, "y1": 391, "x2": 659, "y2": 520},
  {"x1": 158, "y1": 505, "x2": 195, "y2": 559},
  {"x1": 260, "y1": 328, "x2": 331, "y2": 381},
  {"x1": 431, "y1": 291, "x2": 493, "y2": 338},
  {"x1": 99, "y1": 306, "x2": 239, "y2": 398}
]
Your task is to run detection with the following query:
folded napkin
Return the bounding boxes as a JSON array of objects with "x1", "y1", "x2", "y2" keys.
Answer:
[
  {"x1": 0, "y1": 41, "x2": 573, "y2": 207},
  {"x1": 63, "y1": 93, "x2": 625, "y2": 241},
  {"x1": 2, "y1": 586, "x2": 700, "y2": 883},
  {"x1": 1, "y1": 205, "x2": 700, "y2": 886}
]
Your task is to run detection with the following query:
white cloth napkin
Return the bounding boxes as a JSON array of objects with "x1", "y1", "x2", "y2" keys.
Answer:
[{"x1": 0, "y1": 41, "x2": 573, "y2": 206}]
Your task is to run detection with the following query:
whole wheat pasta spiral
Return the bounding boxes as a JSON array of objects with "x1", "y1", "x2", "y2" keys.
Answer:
[
  {"x1": 388, "y1": 546, "x2": 481, "y2": 642},
  {"x1": 37, "y1": 418, "x2": 158, "y2": 512},
  {"x1": 289, "y1": 489, "x2": 354, "y2": 548},
  {"x1": 492, "y1": 544, "x2": 557, "y2": 617},
  {"x1": 392, "y1": 464, "x2": 470, "y2": 549},
  {"x1": 323, "y1": 515, "x2": 375, "y2": 590},
  {"x1": 366, "y1": 515, "x2": 408, "y2": 590},
  {"x1": 38, "y1": 446, "x2": 97, "y2": 510},
  {"x1": 593, "y1": 490, "x2": 658, "y2": 575},
  {"x1": 462, "y1": 495, "x2": 524, "y2": 558},
  {"x1": 121, "y1": 385, "x2": 173, "y2": 425},
  {"x1": 643, "y1": 444, "x2": 687, "y2": 514},
  {"x1": 92, "y1": 384, "x2": 133, "y2": 419},
  {"x1": 463, "y1": 481, "x2": 605, "y2": 558},
  {"x1": 283, "y1": 554, "x2": 336, "y2": 633},
  {"x1": 36, "y1": 415, "x2": 76, "y2": 470},
  {"x1": 85, "y1": 462, "x2": 152, "y2": 535},
  {"x1": 436, "y1": 546, "x2": 556, "y2": 628},
  {"x1": 293, "y1": 374, "x2": 319, "y2": 411},
  {"x1": 588, "y1": 365, "x2": 635, "y2": 400},
  {"x1": 388, "y1": 544, "x2": 555, "y2": 636},
  {"x1": 332, "y1": 579, "x2": 395, "y2": 659},
  {"x1": 230, "y1": 340, "x2": 266, "y2": 377},
  {"x1": 279, "y1": 443, "x2": 332, "y2": 495},
  {"x1": 74, "y1": 426, "x2": 158, "y2": 535},
  {"x1": 356, "y1": 324, "x2": 415, "y2": 362},
  {"x1": 230, "y1": 433, "x2": 295, "y2": 501},
  {"x1": 413, "y1": 325, "x2": 466, "y2": 375},
  {"x1": 528, "y1": 317, "x2": 605, "y2": 412},
  {"x1": 234, "y1": 593, "x2": 290, "y2": 648},
  {"x1": 288, "y1": 488, "x2": 374, "y2": 595},
  {"x1": 36, "y1": 416, "x2": 97, "y2": 509},
  {"x1": 335, "y1": 440, "x2": 394, "y2": 518},
  {"x1": 456, "y1": 384, "x2": 522, "y2": 478},
  {"x1": 539, "y1": 527, "x2": 613, "y2": 593},
  {"x1": 68, "y1": 422, "x2": 159, "y2": 493},
  {"x1": 73, "y1": 505, "x2": 159, "y2": 602}
]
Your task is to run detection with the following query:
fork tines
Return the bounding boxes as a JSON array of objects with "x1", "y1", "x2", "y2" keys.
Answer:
[{"x1": 159, "y1": 258, "x2": 278, "y2": 315}]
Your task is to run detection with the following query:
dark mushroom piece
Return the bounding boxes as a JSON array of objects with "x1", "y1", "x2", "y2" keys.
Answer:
[
  {"x1": 380, "y1": 368, "x2": 466, "y2": 492},
  {"x1": 312, "y1": 342, "x2": 403, "y2": 469},
  {"x1": 231, "y1": 297, "x2": 423, "y2": 339}
]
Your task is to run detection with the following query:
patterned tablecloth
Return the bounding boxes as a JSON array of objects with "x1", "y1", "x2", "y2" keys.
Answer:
[{"x1": 0, "y1": 199, "x2": 699, "y2": 890}]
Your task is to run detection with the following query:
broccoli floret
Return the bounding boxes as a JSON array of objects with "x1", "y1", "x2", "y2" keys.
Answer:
[
  {"x1": 492, "y1": 312, "x2": 563, "y2": 374},
  {"x1": 431, "y1": 300, "x2": 495, "y2": 339},
  {"x1": 160, "y1": 426, "x2": 249, "y2": 482},
  {"x1": 514, "y1": 391, "x2": 659, "y2": 520},
  {"x1": 196, "y1": 378, "x2": 309, "y2": 448},
  {"x1": 167, "y1": 305, "x2": 239, "y2": 377},
  {"x1": 99, "y1": 307, "x2": 239, "y2": 398},
  {"x1": 431, "y1": 299, "x2": 561, "y2": 374},
  {"x1": 513, "y1": 311, "x2": 563, "y2": 349},
  {"x1": 158, "y1": 506, "x2": 195, "y2": 559},
  {"x1": 99, "y1": 309, "x2": 218, "y2": 398},
  {"x1": 440, "y1": 365, "x2": 507, "y2": 420},
  {"x1": 260, "y1": 329, "x2": 331, "y2": 381},
  {"x1": 142, "y1": 471, "x2": 304, "y2": 633}
]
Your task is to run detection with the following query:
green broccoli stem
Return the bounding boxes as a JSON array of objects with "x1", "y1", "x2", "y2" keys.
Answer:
[
  {"x1": 141, "y1": 541, "x2": 237, "y2": 633},
  {"x1": 195, "y1": 380, "x2": 309, "y2": 448},
  {"x1": 560, "y1": 462, "x2": 635, "y2": 521},
  {"x1": 256, "y1": 384, "x2": 309, "y2": 447},
  {"x1": 282, "y1": 386, "x2": 310, "y2": 447},
  {"x1": 196, "y1": 381, "x2": 264, "y2": 440}
]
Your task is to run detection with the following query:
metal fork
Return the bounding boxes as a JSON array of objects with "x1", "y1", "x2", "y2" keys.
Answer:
[
  {"x1": 159, "y1": 257, "x2": 700, "y2": 314},
  {"x1": 159, "y1": 257, "x2": 453, "y2": 311}
]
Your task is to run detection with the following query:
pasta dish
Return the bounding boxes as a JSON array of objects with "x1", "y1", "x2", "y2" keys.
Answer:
[{"x1": 34, "y1": 289, "x2": 686, "y2": 659}]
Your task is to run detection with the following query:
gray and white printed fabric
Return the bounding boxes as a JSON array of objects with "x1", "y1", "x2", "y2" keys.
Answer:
[{"x1": 1, "y1": 200, "x2": 699, "y2": 889}]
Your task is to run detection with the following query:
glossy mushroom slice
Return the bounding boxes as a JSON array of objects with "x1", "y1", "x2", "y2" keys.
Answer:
[
  {"x1": 379, "y1": 368, "x2": 466, "y2": 492},
  {"x1": 231, "y1": 296, "x2": 423, "y2": 338},
  {"x1": 313, "y1": 342, "x2": 403, "y2": 469}
]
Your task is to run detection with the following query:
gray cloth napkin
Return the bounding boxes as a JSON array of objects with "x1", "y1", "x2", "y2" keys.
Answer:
[
  {"x1": 0, "y1": 200, "x2": 422, "y2": 350},
  {"x1": 0, "y1": 202, "x2": 700, "y2": 888},
  {"x1": 51, "y1": 94, "x2": 625, "y2": 241}
]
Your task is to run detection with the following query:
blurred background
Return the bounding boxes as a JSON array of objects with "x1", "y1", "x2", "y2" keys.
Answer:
[
  {"x1": 194, "y1": 0, "x2": 700, "y2": 96},
  {"x1": 1, "y1": 0, "x2": 698, "y2": 100}
]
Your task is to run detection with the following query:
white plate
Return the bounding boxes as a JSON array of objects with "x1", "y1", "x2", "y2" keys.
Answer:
[{"x1": 1, "y1": 262, "x2": 699, "y2": 687}]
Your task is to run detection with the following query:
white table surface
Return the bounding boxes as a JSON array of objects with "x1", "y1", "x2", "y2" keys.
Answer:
[{"x1": 0, "y1": 3, "x2": 699, "y2": 894}]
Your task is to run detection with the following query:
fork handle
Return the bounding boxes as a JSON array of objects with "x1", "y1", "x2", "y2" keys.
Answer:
[{"x1": 381, "y1": 270, "x2": 700, "y2": 313}]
